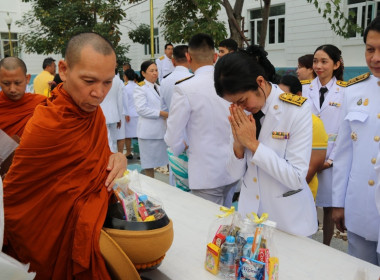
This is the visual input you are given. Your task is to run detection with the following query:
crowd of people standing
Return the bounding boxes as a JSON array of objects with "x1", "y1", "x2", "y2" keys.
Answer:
[{"x1": 1, "y1": 15, "x2": 380, "y2": 279}]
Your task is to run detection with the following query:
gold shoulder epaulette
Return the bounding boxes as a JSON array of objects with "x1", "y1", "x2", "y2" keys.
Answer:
[
  {"x1": 138, "y1": 81, "x2": 145, "y2": 87},
  {"x1": 336, "y1": 80, "x2": 347, "y2": 87},
  {"x1": 159, "y1": 55, "x2": 165, "y2": 60},
  {"x1": 347, "y1": 72, "x2": 370, "y2": 86},
  {"x1": 279, "y1": 92, "x2": 307, "y2": 106},
  {"x1": 175, "y1": 75, "x2": 194, "y2": 85},
  {"x1": 300, "y1": 80, "x2": 311, "y2": 85}
]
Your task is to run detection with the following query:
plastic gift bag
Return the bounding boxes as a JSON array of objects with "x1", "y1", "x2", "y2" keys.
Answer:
[
  {"x1": 205, "y1": 206, "x2": 242, "y2": 275},
  {"x1": 237, "y1": 213, "x2": 279, "y2": 280}
]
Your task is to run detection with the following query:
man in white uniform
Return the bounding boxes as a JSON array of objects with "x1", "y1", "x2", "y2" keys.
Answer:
[
  {"x1": 165, "y1": 33, "x2": 238, "y2": 207},
  {"x1": 156, "y1": 43, "x2": 174, "y2": 83},
  {"x1": 332, "y1": 16, "x2": 380, "y2": 265},
  {"x1": 160, "y1": 45, "x2": 191, "y2": 111},
  {"x1": 100, "y1": 72, "x2": 124, "y2": 153},
  {"x1": 160, "y1": 45, "x2": 191, "y2": 186}
]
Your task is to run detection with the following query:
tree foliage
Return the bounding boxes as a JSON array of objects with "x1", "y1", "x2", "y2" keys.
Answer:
[
  {"x1": 17, "y1": 0, "x2": 136, "y2": 65},
  {"x1": 307, "y1": 0, "x2": 362, "y2": 38},
  {"x1": 157, "y1": 0, "x2": 227, "y2": 45},
  {"x1": 128, "y1": 23, "x2": 150, "y2": 45}
]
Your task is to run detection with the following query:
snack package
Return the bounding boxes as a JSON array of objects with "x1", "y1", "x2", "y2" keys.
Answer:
[
  {"x1": 237, "y1": 257, "x2": 265, "y2": 280},
  {"x1": 205, "y1": 243, "x2": 221, "y2": 275}
]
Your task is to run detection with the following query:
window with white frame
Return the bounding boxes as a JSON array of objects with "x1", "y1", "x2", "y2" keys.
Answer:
[
  {"x1": 0, "y1": 32, "x2": 19, "y2": 58},
  {"x1": 250, "y1": 4, "x2": 285, "y2": 45},
  {"x1": 347, "y1": 0, "x2": 379, "y2": 38},
  {"x1": 144, "y1": 28, "x2": 159, "y2": 55}
]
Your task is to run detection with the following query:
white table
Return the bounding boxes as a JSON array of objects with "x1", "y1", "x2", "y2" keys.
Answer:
[{"x1": 138, "y1": 175, "x2": 380, "y2": 280}]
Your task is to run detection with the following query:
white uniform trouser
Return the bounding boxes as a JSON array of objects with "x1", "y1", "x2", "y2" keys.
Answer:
[
  {"x1": 191, "y1": 180, "x2": 239, "y2": 208},
  {"x1": 348, "y1": 231, "x2": 380, "y2": 266},
  {"x1": 106, "y1": 123, "x2": 118, "y2": 153}
]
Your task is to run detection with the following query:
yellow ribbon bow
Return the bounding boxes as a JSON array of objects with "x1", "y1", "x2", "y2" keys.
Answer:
[
  {"x1": 216, "y1": 206, "x2": 235, "y2": 218},
  {"x1": 247, "y1": 212, "x2": 268, "y2": 224}
]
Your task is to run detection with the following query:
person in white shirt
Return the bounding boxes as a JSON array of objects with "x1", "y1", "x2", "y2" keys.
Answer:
[
  {"x1": 165, "y1": 33, "x2": 238, "y2": 207},
  {"x1": 100, "y1": 72, "x2": 124, "y2": 153},
  {"x1": 160, "y1": 45, "x2": 191, "y2": 111},
  {"x1": 214, "y1": 46, "x2": 317, "y2": 237},
  {"x1": 156, "y1": 43, "x2": 174, "y2": 83},
  {"x1": 134, "y1": 61, "x2": 169, "y2": 178},
  {"x1": 122, "y1": 69, "x2": 138, "y2": 159},
  {"x1": 333, "y1": 16, "x2": 380, "y2": 265},
  {"x1": 302, "y1": 44, "x2": 346, "y2": 246}
]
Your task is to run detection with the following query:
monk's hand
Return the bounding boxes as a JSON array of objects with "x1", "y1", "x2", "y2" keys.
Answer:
[
  {"x1": 117, "y1": 121, "x2": 121, "y2": 129},
  {"x1": 229, "y1": 105, "x2": 259, "y2": 153},
  {"x1": 125, "y1": 115, "x2": 130, "y2": 123},
  {"x1": 105, "y1": 152, "x2": 127, "y2": 191}
]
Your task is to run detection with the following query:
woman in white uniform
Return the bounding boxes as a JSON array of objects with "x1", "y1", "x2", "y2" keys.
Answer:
[
  {"x1": 214, "y1": 47, "x2": 317, "y2": 237},
  {"x1": 302, "y1": 44, "x2": 346, "y2": 245},
  {"x1": 133, "y1": 61, "x2": 169, "y2": 178},
  {"x1": 122, "y1": 69, "x2": 139, "y2": 159}
]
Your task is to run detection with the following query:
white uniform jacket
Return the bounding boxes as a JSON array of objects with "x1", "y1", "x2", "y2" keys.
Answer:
[
  {"x1": 332, "y1": 75, "x2": 380, "y2": 241},
  {"x1": 160, "y1": 66, "x2": 192, "y2": 111},
  {"x1": 376, "y1": 145, "x2": 380, "y2": 252},
  {"x1": 133, "y1": 79, "x2": 166, "y2": 139},
  {"x1": 164, "y1": 65, "x2": 236, "y2": 190},
  {"x1": 122, "y1": 81, "x2": 139, "y2": 118},
  {"x1": 100, "y1": 75, "x2": 123, "y2": 125},
  {"x1": 303, "y1": 77, "x2": 346, "y2": 206},
  {"x1": 156, "y1": 55, "x2": 175, "y2": 83},
  {"x1": 228, "y1": 85, "x2": 317, "y2": 237}
]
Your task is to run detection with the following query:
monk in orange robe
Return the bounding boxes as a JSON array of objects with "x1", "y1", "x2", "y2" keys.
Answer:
[
  {"x1": 0, "y1": 57, "x2": 46, "y2": 138},
  {"x1": 3, "y1": 33, "x2": 127, "y2": 279}
]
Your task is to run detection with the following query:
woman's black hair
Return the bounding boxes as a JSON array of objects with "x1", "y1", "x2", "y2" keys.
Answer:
[
  {"x1": 139, "y1": 60, "x2": 156, "y2": 81},
  {"x1": 214, "y1": 45, "x2": 279, "y2": 97},
  {"x1": 314, "y1": 44, "x2": 344, "y2": 81},
  {"x1": 124, "y1": 69, "x2": 136, "y2": 81},
  {"x1": 279, "y1": 75, "x2": 302, "y2": 95}
]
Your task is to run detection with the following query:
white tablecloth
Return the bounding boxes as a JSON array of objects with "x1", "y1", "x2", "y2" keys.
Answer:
[{"x1": 139, "y1": 175, "x2": 380, "y2": 280}]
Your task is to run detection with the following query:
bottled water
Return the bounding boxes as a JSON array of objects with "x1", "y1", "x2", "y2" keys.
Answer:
[
  {"x1": 236, "y1": 218, "x2": 255, "y2": 258},
  {"x1": 242, "y1": 236, "x2": 254, "y2": 258},
  {"x1": 219, "y1": 236, "x2": 238, "y2": 280}
]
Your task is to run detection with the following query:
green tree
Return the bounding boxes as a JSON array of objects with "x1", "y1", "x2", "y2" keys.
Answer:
[
  {"x1": 16, "y1": 0, "x2": 137, "y2": 66},
  {"x1": 157, "y1": 0, "x2": 228, "y2": 46},
  {"x1": 128, "y1": 23, "x2": 150, "y2": 45},
  {"x1": 307, "y1": 0, "x2": 362, "y2": 38}
]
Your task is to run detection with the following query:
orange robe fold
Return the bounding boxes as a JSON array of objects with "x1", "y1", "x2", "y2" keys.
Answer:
[
  {"x1": 3, "y1": 83, "x2": 112, "y2": 279},
  {"x1": 0, "y1": 91, "x2": 46, "y2": 137}
]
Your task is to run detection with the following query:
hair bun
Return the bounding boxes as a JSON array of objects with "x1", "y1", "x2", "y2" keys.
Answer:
[{"x1": 245, "y1": 45, "x2": 268, "y2": 61}]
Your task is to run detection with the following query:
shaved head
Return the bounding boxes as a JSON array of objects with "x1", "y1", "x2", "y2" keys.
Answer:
[
  {"x1": 65, "y1": 32, "x2": 116, "y2": 68},
  {"x1": 0, "y1": 57, "x2": 27, "y2": 75}
]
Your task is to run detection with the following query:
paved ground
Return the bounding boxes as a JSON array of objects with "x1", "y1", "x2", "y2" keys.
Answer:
[{"x1": 126, "y1": 153, "x2": 348, "y2": 253}]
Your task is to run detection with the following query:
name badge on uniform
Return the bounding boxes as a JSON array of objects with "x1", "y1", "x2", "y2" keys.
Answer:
[
  {"x1": 272, "y1": 131, "x2": 290, "y2": 139},
  {"x1": 329, "y1": 102, "x2": 341, "y2": 107}
]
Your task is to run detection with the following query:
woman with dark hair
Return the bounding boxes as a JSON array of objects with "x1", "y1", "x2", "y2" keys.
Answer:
[
  {"x1": 297, "y1": 54, "x2": 316, "y2": 81},
  {"x1": 133, "y1": 61, "x2": 169, "y2": 178},
  {"x1": 302, "y1": 44, "x2": 346, "y2": 246},
  {"x1": 214, "y1": 47, "x2": 317, "y2": 237}
]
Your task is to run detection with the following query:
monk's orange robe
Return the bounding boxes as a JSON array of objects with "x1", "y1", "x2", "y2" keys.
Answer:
[
  {"x1": 4, "y1": 84, "x2": 112, "y2": 279},
  {"x1": 0, "y1": 91, "x2": 46, "y2": 137}
]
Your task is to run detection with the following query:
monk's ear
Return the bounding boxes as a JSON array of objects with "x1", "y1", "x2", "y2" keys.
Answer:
[
  {"x1": 58, "y1": 59, "x2": 68, "y2": 82},
  {"x1": 26, "y1": 74, "x2": 31, "y2": 84}
]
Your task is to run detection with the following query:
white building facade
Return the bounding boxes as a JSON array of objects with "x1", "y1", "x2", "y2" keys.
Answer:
[{"x1": 0, "y1": 0, "x2": 378, "y2": 79}]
